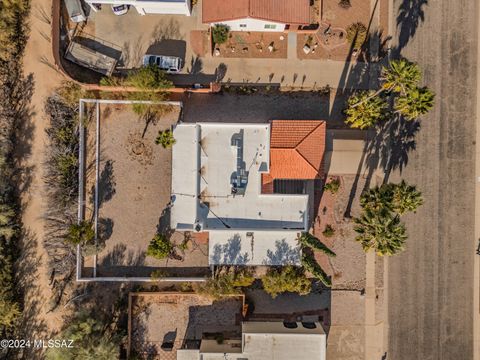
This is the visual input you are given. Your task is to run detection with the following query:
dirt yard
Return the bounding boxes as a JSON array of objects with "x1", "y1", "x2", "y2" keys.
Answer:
[
  {"x1": 130, "y1": 293, "x2": 243, "y2": 359},
  {"x1": 312, "y1": 175, "x2": 369, "y2": 290},
  {"x1": 215, "y1": 31, "x2": 288, "y2": 59},
  {"x1": 83, "y1": 104, "x2": 208, "y2": 278}
]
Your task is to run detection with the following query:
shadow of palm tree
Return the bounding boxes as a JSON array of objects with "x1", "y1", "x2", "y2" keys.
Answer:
[
  {"x1": 369, "y1": 114, "x2": 420, "y2": 185},
  {"x1": 396, "y1": 0, "x2": 428, "y2": 53}
]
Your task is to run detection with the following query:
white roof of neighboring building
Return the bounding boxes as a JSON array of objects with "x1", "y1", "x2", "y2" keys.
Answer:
[
  {"x1": 242, "y1": 322, "x2": 326, "y2": 360},
  {"x1": 171, "y1": 123, "x2": 309, "y2": 245},
  {"x1": 208, "y1": 230, "x2": 301, "y2": 265},
  {"x1": 195, "y1": 322, "x2": 326, "y2": 360}
]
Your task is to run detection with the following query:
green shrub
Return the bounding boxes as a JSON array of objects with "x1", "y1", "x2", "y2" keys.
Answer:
[
  {"x1": 125, "y1": 65, "x2": 173, "y2": 90},
  {"x1": 196, "y1": 267, "x2": 254, "y2": 299},
  {"x1": 146, "y1": 233, "x2": 173, "y2": 259},
  {"x1": 324, "y1": 178, "x2": 340, "y2": 194},
  {"x1": 298, "y1": 232, "x2": 336, "y2": 257},
  {"x1": 66, "y1": 221, "x2": 95, "y2": 246},
  {"x1": 45, "y1": 310, "x2": 121, "y2": 360},
  {"x1": 322, "y1": 225, "x2": 335, "y2": 238},
  {"x1": 212, "y1": 24, "x2": 230, "y2": 45},
  {"x1": 346, "y1": 22, "x2": 367, "y2": 49},
  {"x1": 155, "y1": 129, "x2": 176, "y2": 148},
  {"x1": 301, "y1": 252, "x2": 331, "y2": 287},
  {"x1": 261, "y1": 266, "x2": 311, "y2": 298},
  {"x1": 151, "y1": 269, "x2": 168, "y2": 280}
]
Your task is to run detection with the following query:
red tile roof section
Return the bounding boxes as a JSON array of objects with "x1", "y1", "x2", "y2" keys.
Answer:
[
  {"x1": 261, "y1": 173, "x2": 274, "y2": 194},
  {"x1": 202, "y1": 0, "x2": 310, "y2": 25},
  {"x1": 269, "y1": 120, "x2": 326, "y2": 180}
]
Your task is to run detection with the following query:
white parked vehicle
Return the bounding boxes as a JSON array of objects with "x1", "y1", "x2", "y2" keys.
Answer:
[
  {"x1": 111, "y1": 4, "x2": 129, "y2": 15},
  {"x1": 142, "y1": 55, "x2": 183, "y2": 74}
]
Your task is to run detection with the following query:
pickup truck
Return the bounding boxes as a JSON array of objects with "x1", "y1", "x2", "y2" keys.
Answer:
[{"x1": 142, "y1": 55, "x2": 183, "y2": 74}]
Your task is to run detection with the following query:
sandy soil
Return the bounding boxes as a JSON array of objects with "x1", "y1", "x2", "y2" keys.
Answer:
[
  {"x1": 130, "y1": 293, "x2": 243, "y2": 358},
  {"x1": 18, "y1": 0, "x2": 67, "y2": 343},
  {"x1": 216, "y1": 32, "x2": 288, "y2": 59},
  {"x1": 83, "y1": 105, "x2": 209, "y2": 278}
]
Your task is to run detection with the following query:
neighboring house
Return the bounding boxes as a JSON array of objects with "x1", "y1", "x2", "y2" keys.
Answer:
[
  {"x1": 202, "y1": 0, "x2": 311, "y2": 32},
  {"x1": 178, "y1": 321, "x2": 326, "y2": 360},
  {"x1": 128, "y1": 292, "x2": 326, "y2": 360},
  {"x1": 170, "y1": 121, "x2": 326, "y2": 266},
  {"x1": 84, "y1": 0, "x2": 191, "y2": 16}
]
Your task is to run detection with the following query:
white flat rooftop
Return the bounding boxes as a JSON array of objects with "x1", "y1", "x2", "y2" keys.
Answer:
[
  {"x1": 208, "y1": 230, "x2": 302, "y2": 265},
  {"x1": 171, "y1": 123, "x2": 309, "y2": 232}
]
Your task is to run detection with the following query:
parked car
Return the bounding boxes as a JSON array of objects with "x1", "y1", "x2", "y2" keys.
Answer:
[
  {"x1": 111, "y1": 4, "x2": 129, "y2": 15},
  {"x1": 64, "y1": 0, "x2": 86, "y2": 22},
  {"x1": 142, "y1": 55, "x2": 183, "y2": 74}
]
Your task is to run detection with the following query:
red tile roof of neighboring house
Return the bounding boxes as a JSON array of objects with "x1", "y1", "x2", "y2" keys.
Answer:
[
  {"x1": 268, "y1": 120, "x2": 326, "y2": 180},
  {"x1": 202, "y1": 0, "x2": 310, "y2": 25}
]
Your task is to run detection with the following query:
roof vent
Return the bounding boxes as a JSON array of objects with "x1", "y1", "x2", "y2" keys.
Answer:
[{"x1": 301, "y1": 322, "x2": 317, "y2": 329}]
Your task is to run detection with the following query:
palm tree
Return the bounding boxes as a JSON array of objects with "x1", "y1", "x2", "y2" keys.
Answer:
[
  {"x1": 380, "y1": 59, "x2": 421, "y2": 94},
  {"x1": 353, "y1": 208, "x2": 407, "y2": 256},
  {"x1": 155, "y1": 129, "x2": 176, "y2": 148},
  {"x1": 350, "y1": 59, "x2": 422, "y2": 109},
  {"x1": 345, "y1": 91, "x2": 388, "y2": 129},
  {"x1": 394, "y1": 86, "x2": 435, "y2": 120},
  {"x1": 392, "y1": 180, "x2": 424, "y2": 214},
  {"x1": 359, "y1": 184, "x2": 395, "y2": 212}
]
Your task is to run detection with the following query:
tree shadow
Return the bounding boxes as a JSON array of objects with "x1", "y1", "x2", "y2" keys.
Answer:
[
  {"x1": 98, "y1": 217, "x2": 114, "y2": 242},
  {"x1": 145, "y1": 39, "x2": 187, "y2": 64},
  {"x1": 210, "y1": 234, "x2": 250, "y2": 265},
  {"x1": 366, "y1": 114, "x2": 420, "y2": 185},
  {"x1": 12, "y1": 73, "x2": 36, "y2": 202},
  {"x1": 151, "y1": 18, "x2": 183, "y2": 42},
  {"x1": 91, "y1": 159, "x2": 116, "y2": 209},
  {"x1": 396, "y1": 0, "x2": 428, "y2": 53},
  {"x1": 100, "y1": 243, "x2": 146, "y2": 268},
  {"x1": 156, "y1": 206, "x2": 173, "y2": 237},
  {"x1": 15, "y1": 230, "x2": 51, "y2": 359},
  {"x1": 263, "y1": 239, "x2": 301, "y2": 265}
]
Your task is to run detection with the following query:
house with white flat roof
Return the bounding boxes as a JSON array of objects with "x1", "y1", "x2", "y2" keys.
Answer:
[
  {"x1": 177, "y1": 321, "x2": 326, "y2": 360},
  {"x1": 170, "y1": 121, "x2": 327, "y2": 266}
]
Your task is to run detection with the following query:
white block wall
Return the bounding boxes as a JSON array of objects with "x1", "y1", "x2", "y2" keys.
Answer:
[{"x1": 214, "y1": 18, "x2": 285, "y2": 32}]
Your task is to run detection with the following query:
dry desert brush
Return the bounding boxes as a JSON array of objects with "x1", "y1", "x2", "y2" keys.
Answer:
[{"x1": 0, "y1": 0, "x2": 32, "y2": 340}]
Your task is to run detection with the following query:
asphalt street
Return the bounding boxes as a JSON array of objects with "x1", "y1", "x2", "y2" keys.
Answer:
[{"x1": 387, "y1": 0, "x2": 477, "y2": 359}]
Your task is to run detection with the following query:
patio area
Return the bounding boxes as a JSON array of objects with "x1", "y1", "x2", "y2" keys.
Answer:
[
  {"x1": 213, "y1": 31, "x2": 288, "y2": 59},
  {"x1": 129, "y1": 293, "x2": 244, "y2": 359}
]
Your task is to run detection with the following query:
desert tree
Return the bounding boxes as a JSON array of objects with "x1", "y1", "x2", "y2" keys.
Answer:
[{"x1": 261, "y1": 266, "x2": 311, "y2": 298}]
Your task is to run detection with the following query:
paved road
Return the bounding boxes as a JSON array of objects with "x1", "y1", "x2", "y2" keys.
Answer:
[{"x1": 387, "y1": 1, "x2": 477, "y2": 359}]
